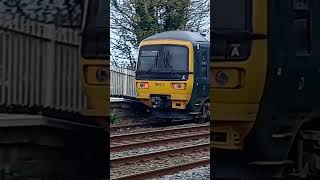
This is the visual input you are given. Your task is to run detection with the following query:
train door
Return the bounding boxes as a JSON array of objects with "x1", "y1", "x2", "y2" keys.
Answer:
[
  {"x1": 277, "y1": 0, "x2": 314, "y2": 111},
  {"x1": 313, "y1": 0, "x2": 320, "y2": 106},
  {"x1": 269, "y1": 0, "x2": 320, "y2": 113},
  {"x1": 288, "y1": 0, "x2": 317, "y2": 110},
  {"x1": 266, "y1": 0, "x2": 313, "y2": 113},
  {"x1": 266, "y1": 0, "x2": 297, "y2": 110},
  {"x1": 248, "y1": 0, "x2": 313, "y2": 161},
  {"x1": 196, "y1": 43, "x2": 210, "y2": 99}
]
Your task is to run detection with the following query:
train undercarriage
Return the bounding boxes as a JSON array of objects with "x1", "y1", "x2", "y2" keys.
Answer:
[
  {"x1": 145, "y1": 95, "x2": 210, "y2": 124},
  {"x1": 212, "y1": 117, "x2": 320, "y2": 180}
]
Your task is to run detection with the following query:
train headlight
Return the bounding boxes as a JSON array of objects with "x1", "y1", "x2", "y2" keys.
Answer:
[
  {"x1": 212, "y1": 68, "x2": 241, "y2": 88},
  {"x1": 171, "y1": 83, "x2": 186, "y2": 90},
  {"x1": 136, "y1": 82, "x2": 149, "y2": 89},
  {"x1": 215, "y1": 71, "x2": 229, "y2": 86},
  {"x1": 96, "y1": 68, "x2": 108, "y2": 82}
]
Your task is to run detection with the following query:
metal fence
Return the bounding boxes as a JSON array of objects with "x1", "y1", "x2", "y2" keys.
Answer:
[
  {"x1": 110, "y1": 67, "x2": 136, "y2": 97},
  {"x1": 0, "y1": 16, "x2": 86, "y2": 113}
]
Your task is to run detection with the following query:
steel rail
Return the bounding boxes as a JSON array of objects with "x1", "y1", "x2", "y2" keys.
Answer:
[
  {"x1": 111, "y1": 131, "x2": 209, "y2": 152},
  {"x1": 112, "y1": 159, "x2": 210, "y2": 180},
  {"x1": 111, "y1": 143, "x2": 210, "y2": 165},
  {"x1": 111, "y1": 124, "x2": 209, "y2": 141}
]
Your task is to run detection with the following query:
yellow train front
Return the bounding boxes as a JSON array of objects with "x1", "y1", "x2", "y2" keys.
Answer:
[
  {"x1": 80, "y1": 0, "x2": 108, "y2": 124},
  {"x1": 135, "y1": 31, "x2": 210, "y2": 123}
]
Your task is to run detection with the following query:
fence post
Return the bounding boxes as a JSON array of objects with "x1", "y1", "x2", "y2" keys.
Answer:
[
  {"x1": 44, "y1": 24, "x2": 56, "y2": 107},
  {"x1": 123, "y1": 69, "x2": 128, "y2": 96},
  {"x1": 110, "y1": 67, "x2": 136, "y2": 97}
]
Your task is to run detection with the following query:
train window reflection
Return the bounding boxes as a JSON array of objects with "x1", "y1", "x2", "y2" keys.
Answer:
[{"x1": 137, "y1": 45, "x2": 189, "y2": 73}]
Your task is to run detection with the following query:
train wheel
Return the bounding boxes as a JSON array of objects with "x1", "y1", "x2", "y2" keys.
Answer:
[
  {"x1": 197, "y1": 101, "x2": 210, "y2": 124},
  {"x1": 296, "y1": 130, "x2": 320, "y2": 178},
  {"x1": 284, "y1": 128, "x2": 320, "y2": 179}
]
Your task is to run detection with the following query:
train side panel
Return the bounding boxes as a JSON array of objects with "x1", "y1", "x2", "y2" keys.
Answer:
[{"x1": 211, "y1": 0, "x2": 268, "y2": 150}]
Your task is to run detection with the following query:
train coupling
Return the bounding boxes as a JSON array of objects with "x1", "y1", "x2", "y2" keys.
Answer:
[{"x1": 150, "y1": 95, "x2": 172, "y2": 109}]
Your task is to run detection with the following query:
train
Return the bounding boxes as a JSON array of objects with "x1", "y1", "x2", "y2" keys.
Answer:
[
  {"x1": 135, "y1": 31, "x2": 210, "y2": 123},
  {"x1": 211, "y1": 0, "x2": 320, "y2": 179},
  {"x1": 80, "y1": 0, "x2": 109, "y2": 121}
]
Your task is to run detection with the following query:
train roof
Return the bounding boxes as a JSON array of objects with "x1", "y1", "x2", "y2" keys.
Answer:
[{"x1": 144, "y1": 31, "x2": 209, "y2": 44}]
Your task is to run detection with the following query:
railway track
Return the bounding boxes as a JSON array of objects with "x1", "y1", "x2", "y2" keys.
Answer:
[
  {"x1": 110, "y1": 121, "x2": 206, "y2": 132},
  {"x1": 110, "y1": 124, "x2": 209, "y2": 151},
  {"x1": 111, "y1": 143, "x2": 210, "y2": 180},
  {"x1": 111, "y1": 143, "x2": 209, "y2": 165},
  {"x1": 112, "y1": 160, "x2": 209, "y2": 180},
  {"x1": 110, "y1": 124, "x2": 210, "y2": 179}
]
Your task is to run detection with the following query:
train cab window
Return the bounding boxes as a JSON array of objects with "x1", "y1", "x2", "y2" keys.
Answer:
[
  {"x1": 138, "y1": 51, "x2": 159, "y2": 70},
  {"x1": 211, "y1": 0, "x2": 252, "y2": 61},
  {"x1": 136, "y1": 45, "x2": 189, "y2": 80},
  {"x1": 137, "y1": 45, "x2": 188, "y2": 72},
  {"x1": 293, "y1": 10, "x2": 311, "y2": 56}
]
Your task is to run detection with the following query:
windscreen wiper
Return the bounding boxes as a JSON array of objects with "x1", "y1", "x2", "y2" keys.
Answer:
[
  {"x1": 146, "y1": 54, "x2": 159, "y2": 72},
  {"x1": 161, "y1": 51, "x2": 180, "y2": 75}
]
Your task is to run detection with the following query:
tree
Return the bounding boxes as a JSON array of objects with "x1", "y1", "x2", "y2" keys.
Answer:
[
  {"x1": 187, "y1": 0, "x2": 210, "y2": 31},
  {"x1": 111, "y1": 0, "x2": 209, "y2": 70}
]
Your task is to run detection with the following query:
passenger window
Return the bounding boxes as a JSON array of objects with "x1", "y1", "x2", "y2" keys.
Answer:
[
  {"x1": 292, "y1": 0, "x2": 311, "y2": 56},
  {"x1": 202, "y1": 66, "x2": 208, "y2": 78},
  {"x1": 200, "y1": 48, "x2": 208, "y2": 79},
  {"x1": 294, "y1": 17, "x2": 311, "y2": 56}
]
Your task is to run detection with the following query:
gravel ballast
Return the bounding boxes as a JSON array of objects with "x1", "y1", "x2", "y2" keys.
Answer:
[
  {"x1": 110, "y1": 120, "x2": 210, "y2": 179},
  {"x1": 111, "y1": 117, "x2": 148, "y2": 127},
  {"x1": 151, "y1": 165, "x2": 210, "y2": 180}
]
